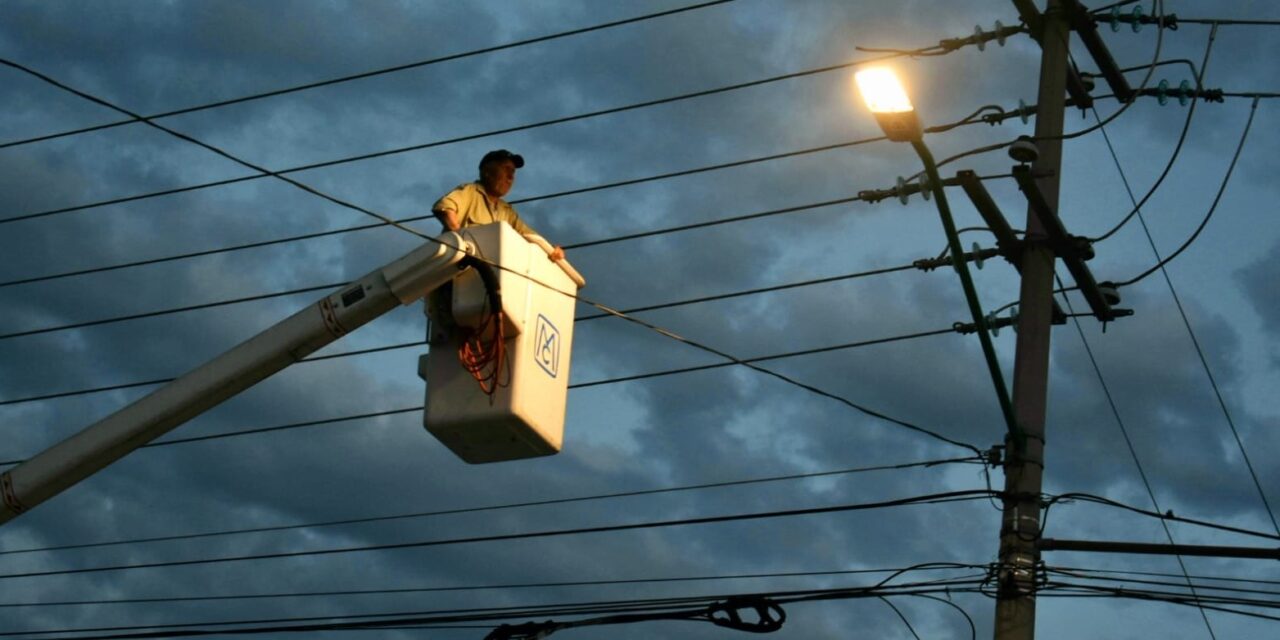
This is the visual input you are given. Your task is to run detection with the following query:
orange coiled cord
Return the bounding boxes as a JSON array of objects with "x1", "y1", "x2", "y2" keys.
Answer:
[{"x1": 458, "y1": 308, "x2": 509, "y2": 397}]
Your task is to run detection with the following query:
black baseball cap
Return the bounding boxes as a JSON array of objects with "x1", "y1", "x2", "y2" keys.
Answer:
[{"x1": 479, "y1": 149, "x2": 524, "y2": 171}]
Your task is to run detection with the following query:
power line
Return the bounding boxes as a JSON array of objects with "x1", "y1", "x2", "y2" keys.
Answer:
[
  {"x1": 1048, "y1": 492, "x2": 1280, "y2": 542},
  {"x1": 0, "y1": 0, "x2": 740, "y2": 151},
  {"x1": 879, "y1": 596, "x2": 922, "y2": 640},
  {"x1": 1039, "y1": 582, "x2": 1280, "y2": 622},
  {"x1": 0, "y1": 52, "x2": 994, "y2": 461},
  {"x1": 0, "y1": 282, "x2": 338, "y2": 342},
  {"x1": 1047, "y1": 0, "x2": 1169, "y2": 143},
  {"x1": 1046, "y1": 569, "x2": 1280, "y2": 600},
  {"x1": 0, "y1": 136, "x2": 884, "y2": 290},
  {"x1": 0, "y1": 457, "x2": 976, "y2": 557},
  {"x1": 0, "y1": 490, "x2": 997, "y2": 581},
  {"x1": 1054, "y1": 272, "x2": 1216, "y2": 639},
  {"x1": 0, "y1": 325, "x2": 966, "y2": 465},
  {"x1": 0, "y1": 566, "x2": 980, "y2": 609},
  {"x1": 0, "y1": 572, "x2": 990, "y2": 639},
  {"x1": 0, "y1": 193, "x2": 907, "y2": 342},
  {"x1": 1118, "y1": 96, "x2": 1258, "y2": 286},
  {"x1": 0, "y1": 43, "x2": 969, "y2": 227},
  {"x1": 0, "y1": 341, "x2": 416, "y2": 407},
  {"x1": 0, "y1": 261, "x2": 923, "y2": 407},
  {"x1": 1090, "y1": 26, "x2": 1217, "y2": 242},
  {"x1": 568, "y1": 327, "x2": 956, "y2": 389},
  {"x1": 0, "y1": 545, "x2": 981, "y2": 604},
  {"x1": 1049, "y1": 566, "x2": 1280, "y2": 588},
  {"x1": 0, "y1": 163, "x2": 1014, "y2": 346},
  {"x1": 1166, "y1": 18, "x2": 1280, "y2": 27},
  {"x1": 1093, "y1": 114, "x2": 1279, "y2": 535},
  {"x1": 0, "y1": 118, "x2": 1008, "y2": 292}
]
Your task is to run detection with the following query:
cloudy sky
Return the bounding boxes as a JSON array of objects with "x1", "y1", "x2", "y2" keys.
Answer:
[{"x1": 2, "y1": 0, "x2": 1278, "y2": 637}]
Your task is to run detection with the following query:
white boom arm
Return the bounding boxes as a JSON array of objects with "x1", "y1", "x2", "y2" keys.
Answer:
[{"x1": 0, "y1": 232, "x2": 475, "y2": 525}]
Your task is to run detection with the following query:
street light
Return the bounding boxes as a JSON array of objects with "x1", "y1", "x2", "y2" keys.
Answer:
[
  {"x1": 853, "y1": 68, "x2": 922, "y2": 142},
  {"x1": 854, "y1": 67, "x2": 1021, "y2": 443}
]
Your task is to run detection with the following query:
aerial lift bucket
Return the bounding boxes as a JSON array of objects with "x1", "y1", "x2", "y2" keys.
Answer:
[{"x1": 421, "y1": 222, "x2": 583, "y2": 463}]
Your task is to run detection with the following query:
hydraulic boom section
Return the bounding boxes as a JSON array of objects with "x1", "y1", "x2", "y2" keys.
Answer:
[{"x1": 1, "y1": 233, "x2": 474, "y2": 525}]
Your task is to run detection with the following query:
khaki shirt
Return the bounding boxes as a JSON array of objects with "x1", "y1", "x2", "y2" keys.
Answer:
[{"x1": 432, "y1": 182, "x2": 534, "y2": 236}]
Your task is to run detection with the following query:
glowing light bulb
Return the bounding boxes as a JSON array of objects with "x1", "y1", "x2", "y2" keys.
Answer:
[{"x1": 855, "y1": 68, "x2": 914, "y2": 114}]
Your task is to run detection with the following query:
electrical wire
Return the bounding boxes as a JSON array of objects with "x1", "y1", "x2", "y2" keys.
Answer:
[
  {"x1": 0, "y1": 40, "x2": 978, "y2": 227},
  {"x1": 1047, "y1": 491, "x2": 1280, "y2": 542},
  {"x1": 1054, "y1": 272, "x2": 1216, "y2": 639},
  {"x1": 0, "y1": 457, "x2": 979, "y2": 557},
  {"x1": 0, "y1": 325, "x2": 967, "y2": 467},
  {"x1": 1050, "y1": 565, "x2": 1280, "y2": 588},
  {"x1": 0, "y1": 168, "x2": 1014, "y2": 344},
  {"x1": 0, "y1": 261, "x2": 925, "y2": 407},
  {"x1": 912, "y1": 593, "x2": 978, "y2": 640},
  {"x1": 1046, "y1": 568, "x2": 1280, "y2": 600},
  {"x1": 1170, "y1": 18, "x2": 1280, "y2": 27},
  {"x1": 0, "y1": 0, "x2": 740, "y2": 151},
  {"x1": 0, "y1": 282, "x2": 340, "y2": 342},
  {"x1": 0, "y1": 489, "x2": 998, "y2": 581},
  {"x1": 901, "y1": 0, "x2": 1171, "y2": 182},
  {"x1": 1118, "y1": 95, "x2": 1259, "y2": 286},
  {"x1": 0, "y1": 572, "x2": 992, "y2": 639},
  {"x1": 0, "y1": 562, "x2": 986, "y2": 608},
  {"x1": 878, "y1": 596, "x2": 922, "y2": 640},
  {"x1": 0, "y1": 112, "x2": 1012, "y2": 292},
  {"x1": 1039, "y1": 582, "x2": 1280, "y2": 622},
  {"x1": 0, "y1": 52, "x2": 998, "y2": 463},
  {"x1": 1050, "y1": 0, "x2": 1167, "y2": 142},
  {"x1": 1091, "y1": 26, "x2": 1217, "y2": 242},
  {"x1": 0, "y1": 195, "x2": 893, "y2": 343},
  {"x1": 1082, "y1": 81, "x2": 1279, "y2": 541},
  {"x1": 0, "y1": 137, "x2": 882, "y2": 289}
]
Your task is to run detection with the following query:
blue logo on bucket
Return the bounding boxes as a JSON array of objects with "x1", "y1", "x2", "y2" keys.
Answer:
[{"x1": 534, "y1": 314, "x2": 560, "y2": 378}]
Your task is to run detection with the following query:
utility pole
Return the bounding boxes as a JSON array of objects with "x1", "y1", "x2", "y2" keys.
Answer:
[{"x1": 995, "y1": 1, "x2": 1069, "y2": 638}]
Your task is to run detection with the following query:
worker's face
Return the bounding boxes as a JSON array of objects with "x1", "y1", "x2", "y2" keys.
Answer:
[{"x1": 480, "y1": 159, "x2": 517, "y2": 198}]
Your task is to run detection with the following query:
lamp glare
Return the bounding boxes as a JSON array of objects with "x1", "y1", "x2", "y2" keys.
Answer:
[{"x1": 855, "y1": 68, "x2": 914, "y2": 114}]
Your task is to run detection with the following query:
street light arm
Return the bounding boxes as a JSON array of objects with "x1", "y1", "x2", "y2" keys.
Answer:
[{"x1": 909, "y1": 139, "x2": 1021, "y2": 445}]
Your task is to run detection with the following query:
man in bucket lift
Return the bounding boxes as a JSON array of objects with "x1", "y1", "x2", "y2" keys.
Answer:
[
  {"x1": 432, "y1": 149, "x2": 564, "y2": 261},
  {"x1": 427, "y1": 150, "x2": 563, "y2": 343}
]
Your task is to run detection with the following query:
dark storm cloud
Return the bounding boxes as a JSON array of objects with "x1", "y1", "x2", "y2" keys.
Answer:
[
  {"x1": 1237, "y1": 238, "x2": 1280, "y2": 335},
  {"x1": 2, "y1": 2, "x2": 1277, "y2": 639}
]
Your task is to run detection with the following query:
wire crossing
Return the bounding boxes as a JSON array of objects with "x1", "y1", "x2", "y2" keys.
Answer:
[
  {"x1": 0, "y1": 564, "x2": 987, "y2": 608},
  {"x1": 0, "y1": 457, "x2": 979, "y2": 557},
  {"x1": 0, "y1": 490, "x2": 997, "y2": 580},
  {"x1": 0, "y1": 28, "x2": 1008, "y2": 227},
  {"x1": 0, "y1": 325, "x2": 967, "y2": 466},
  {"x1": 0, "y1": 53, "x2": 988, "y2": 464},
  {"x1": 0, "y1": 0, "x2": 740, "y2": 150},
  {"x1": 0, "y1": 262, "x2": 923, "y2": 407}
]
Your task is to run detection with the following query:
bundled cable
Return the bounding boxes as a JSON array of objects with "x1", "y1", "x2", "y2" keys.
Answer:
[{"x1": 457, "y1": 259, "x2": 510, "y2": 397}]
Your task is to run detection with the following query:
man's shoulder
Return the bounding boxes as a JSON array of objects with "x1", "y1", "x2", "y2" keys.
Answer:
[{"x1": 435, "y1": 182, "x2": 480, "y2": 207}]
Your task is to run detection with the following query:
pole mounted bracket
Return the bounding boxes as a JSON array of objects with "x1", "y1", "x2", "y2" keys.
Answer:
[
  {"x1": 1061, "y1": 0, "x2": 1135, "y2": 102},
  {"x1": 1012, "y1": 165, "x2": 1123, "y2": 322},
  {"x1": 955, "y1": 169, "x2": 1067, "y2": 325},
  {"x1": 1012, "y1": 0, "x2": 1095, "y2": 109}
]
